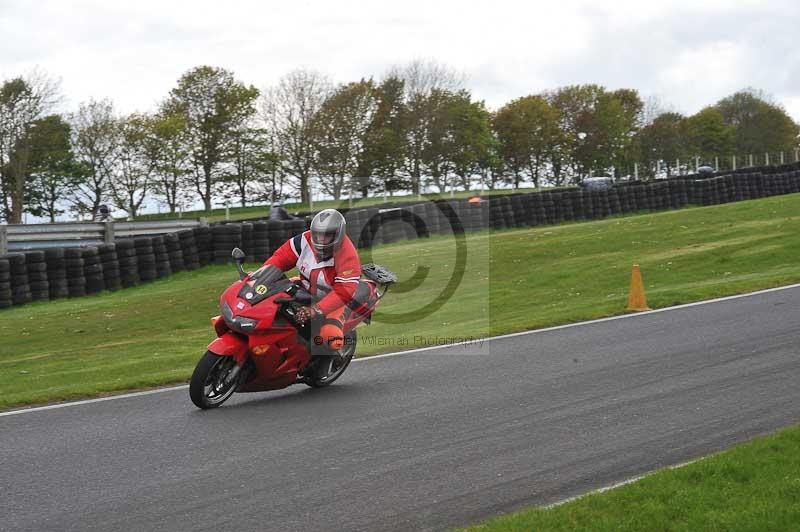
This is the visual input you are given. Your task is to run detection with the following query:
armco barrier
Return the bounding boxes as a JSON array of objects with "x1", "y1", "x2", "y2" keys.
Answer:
[
  {"x1": 2, "y1": 162, "x2": 800, "y2": 310},
  {"x1": 0, "y1": 219, "x2": 205, "y2": 254}
]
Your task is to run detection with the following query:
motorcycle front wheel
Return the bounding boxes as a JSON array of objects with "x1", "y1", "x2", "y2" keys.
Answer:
[{"x1": 190, "y1": 351, "x2": 241, "y2": 409}]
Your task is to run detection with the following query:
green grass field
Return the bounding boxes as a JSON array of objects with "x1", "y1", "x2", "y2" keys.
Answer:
[
  {"x1": 2, "y1": 193, "x2": 800, "y2": 410},
  {"x1": 462, "y1": 422, "x2": 800, "y2": 531}
]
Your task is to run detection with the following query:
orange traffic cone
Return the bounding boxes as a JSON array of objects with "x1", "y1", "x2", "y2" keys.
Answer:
[{"x1": 627, "y1": 264, "x2": 651, "y2": 311}]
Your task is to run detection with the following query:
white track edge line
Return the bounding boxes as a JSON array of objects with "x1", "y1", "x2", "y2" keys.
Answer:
[
  {"x1": 543, "y1": 457, "x2": 703, "y2": 509},
  {"x1": 3, "y1": 282, "x2": 799, "y2": 417}
]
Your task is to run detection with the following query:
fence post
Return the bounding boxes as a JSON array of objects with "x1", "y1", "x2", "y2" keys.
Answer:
[
  {"x1": 634, "y1": 162, "x2": 638, "y2": 180},
  {"x1": 795, "y1": 149, "x2": 799, "y2": 162},
  {"x1": 715, "y1": 156, "x2": 719, "y2": 171},
  {"x1": 765, "y1": 152, "x2": 770, "y2": 165},
  {"x1": 656, "y1": 160, "x2": 661, "y2": 177},
  {"x1": 103, "y1": 221, "x2": 115, "y2": 244},
  {"x1": 780, "y1": 151, "x2": 785, "y2": 164},
  {"x1": 695, "y1": 156, "x2": 699, "y2": 173},
  {"x1": 0, "y1": 225, "x2": 7, "y2": 255},
  {"x1": 749, "y1": 154, "x2": 753, "y2": 167},
  {"x1": 732, "y1": 155, "x2": 737, "y2": 170}
]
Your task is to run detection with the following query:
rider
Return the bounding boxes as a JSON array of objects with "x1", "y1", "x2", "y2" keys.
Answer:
[{"x1": 261, "y1": 209, "x2": 361, "y2": 350}]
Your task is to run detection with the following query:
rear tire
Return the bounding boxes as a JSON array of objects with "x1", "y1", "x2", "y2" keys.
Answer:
[
  {"x1": 304, "y1": 330, "x2": 357, "y2": 388},
  {"x1": 190, "y1": 351, "x2": 241, "y2": 409}
]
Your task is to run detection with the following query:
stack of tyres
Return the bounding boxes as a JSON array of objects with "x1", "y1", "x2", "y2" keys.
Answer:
[
  {"x1": 434, "y1": 201, "x2": 455, "y2": 236},
  {"x1": 733, "y1": 174, "x2": 749, "y2": 201},
  {"x1": 570, "y1": 190, "x2": 586, "y2": 219},
  {"x1": 443, "y1": 200, "x2": 465, "y2": 235},
  {"x1": 44, "y1": 248, "x2": 69, "y2": 299},
  {"x1": 400, "y1": 206, "x2": 421, "y2": 240},
  {"x1": 65, "y1": 248, "x2": 87, "y2": 297},
  {"x1": 418, "y1": 203, "x2": 440, "y2": 236},
  {"x1": 5, "y1": 253, "x2": 31, "y2": 305},
  {"x1": 667, "y1": 180, "x2": 683, "y2": 208},
  {"x1": 507, "y1": 195, "x2": 527, "y2": 227},
  {"x1": 24, "y1": 251, "x2": 49, "y2": 302},
  {"x1": 407, "y1": 204, "x2": 430, "y2": 241},
  {"x1": 750, "y1": 173, "x2": 764, "y2": 199},
  {"x1": 488, "y1": 197, "x2": 506, "y2": 229},
  {"x1": 688, "y1": 180, "x2": 703, "y2": 205},
  {"x1": 98, "y1": 244, "x2": 122, "y2": 291},
  {"x1": 466, "y1": 201, "x2": 489, "y2": 231},
  {"x1": 790, "y1": 171, "x2": 800, "y2": 194},
  {"x1": 614, "y1": 186, "x2": 629, "y2": 213},
  {"x1": 241, "y1": 222, "x2": 255, "y2": 262},
  {"x1": 266, "y1": 220, "x2": 286, "y2": 254},
  {"x1": 375, "y1": 210, "x2": 406, "y2": 244},
  {"x1": 83, "y1": 247, "x2": 105, "y2": 294},
  {"x1": 252, "y1": 222, "x2": 270, "y2": 261},
  {"x1": 559, "y1": 191, "x2": 574, "y2": 221},
  {"x1": 178, "y1": 230, "x2": 201, "y2": 270},
  {"x1": 212, "y1": 224, "x2": 242, "y2": 264},
  {"x1": 0, "y1": 258, "x2": 10, "y2": 309},
  {"x1": 535, "y1": 193, "x2": 549, "y2": 225},
  {"x1": 193, "y1": 226, "x2": 212, "y2": 266},
  {"x1": 152, "y1": 236, "x2": 172, "y2": 278},
  {"x1": 651, "y1": 182, "x2": 667, "y2": 210},
  {"x1": 552, "y1": 192, "x2": 567, "y2": 224},
  {"x1": 164, "y1": 233, "x2": 184, "y2": 272},
  {"x1": 519, "y1": 194, "x2": 536, "y2": 226},
  {"x1": 134, "y1": 237, "x2": 157, "y2": 282},
  {"x1": 601, "y1": 191, "x2": 613, "y2": 217},
  {"x1": 116, "y1": 239, "x2": 139, "y2": 288},
  {"x1": 501, "y1": 196, "x2": 517, "y2": 228},
  {"x1": 643, "y1": 184, "x2": 656, "y2": 210},
  {"x1": 287, "y1": 219, "x2": 306, "y2": 239},
  {"x1": 608, "y1": 188, "x2": 621, "y2": 214}
]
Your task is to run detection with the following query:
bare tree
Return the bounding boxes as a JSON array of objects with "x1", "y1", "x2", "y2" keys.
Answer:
[
  {"x1": 256, "y1": 96, "x2": 288, "y2": 203},
  {"x1": 386, "y1": 59, "x2": 465, "y2": 99},
  {"x1": 108, "y1": 113, "x2": 153, "y2": 219},
  {"x1": 261, "y1": 69, "x2": 332, "y2": 204},
  {"x1": 149, "y1": 110, "x2": 192, "y2": 214},
  {"x1": 385, "y1": 59, "x2": 465, "y2": 195},
  {"x1": 70, "y1": 99, "x2": 119, "y2": 220},
  {"x1": 0, "y1": 70, "x2": 61, "y2": 223},
  {"x1": 164, "y1": 66, "x2": 259, "y2": 211},
  {"x1": 311, "y1": 80, "x2": 378, "y2": 200}
]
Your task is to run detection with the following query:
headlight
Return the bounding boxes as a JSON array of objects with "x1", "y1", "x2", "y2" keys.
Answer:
[
  {"x1": 221, "y1": 302, "x2": 234, "y2": 322},
  {"x1": 221, "y1": 301, "x2": 258, "y2": 332}
]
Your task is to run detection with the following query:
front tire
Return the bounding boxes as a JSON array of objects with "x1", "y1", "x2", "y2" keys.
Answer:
[{"x1": 190, "y1": 351, "x2": 241, "y2": 409}]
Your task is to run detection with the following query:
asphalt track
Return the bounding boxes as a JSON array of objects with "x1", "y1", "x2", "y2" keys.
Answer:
[{"x1": 2, "y1": 286, "x2": 800, "y2": 531}]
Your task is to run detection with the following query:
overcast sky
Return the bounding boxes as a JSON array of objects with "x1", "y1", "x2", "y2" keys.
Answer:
[{"x1": 1, "y1": 0, "x2": 798, "y2": 121}]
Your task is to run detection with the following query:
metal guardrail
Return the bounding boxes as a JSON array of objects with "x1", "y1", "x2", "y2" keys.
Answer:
[{"x1": 0, "y1": 219, "x2": 207, "y2": 254}]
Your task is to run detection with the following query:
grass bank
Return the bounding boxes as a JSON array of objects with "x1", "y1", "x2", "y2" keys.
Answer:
[
  {"x1": 461, "y1": 423, "x2": 800, "y2": 531},
  {"x1": 1, "y1": 193, "x2": 800, "y2": 409}
]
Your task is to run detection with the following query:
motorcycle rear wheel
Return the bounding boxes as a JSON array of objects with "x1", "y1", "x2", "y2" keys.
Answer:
[
  {"x1": 304, "y1": 330, "x2": 357, "y2": 388},
  {"x1": 190, "y1": 351, "x2": 240, "y2": 409}
]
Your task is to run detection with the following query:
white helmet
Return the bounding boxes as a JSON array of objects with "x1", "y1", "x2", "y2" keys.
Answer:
[{"x1": 310, "y1": 209, "x2": 346, "y2": 259}]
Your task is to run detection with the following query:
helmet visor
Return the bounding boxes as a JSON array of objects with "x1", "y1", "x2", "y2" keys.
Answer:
[{"x1": 312, "y1": 231, "x2": 337, "y2": 246}]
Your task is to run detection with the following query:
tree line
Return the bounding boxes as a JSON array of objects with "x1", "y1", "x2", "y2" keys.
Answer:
[{"x1": 1, "y1": 61, "x2": 798, "y2": 223}]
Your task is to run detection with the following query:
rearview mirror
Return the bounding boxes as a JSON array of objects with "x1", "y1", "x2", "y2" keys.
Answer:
[{"x1": 231, "y1": 248, "x2": 246, "y2": 263}]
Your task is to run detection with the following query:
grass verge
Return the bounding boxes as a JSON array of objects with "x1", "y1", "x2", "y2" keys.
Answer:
[
  {"x1": 460, "y1": 423, "x2": 800, "y2": 531},
  {"x1": 1, "y1": 193, "x2": 800, "y2": 409}
]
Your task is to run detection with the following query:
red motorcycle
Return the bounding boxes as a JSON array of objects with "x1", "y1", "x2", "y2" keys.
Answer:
[{"x1": 190, "y1": 248, "x2": 395, "y2": 409}]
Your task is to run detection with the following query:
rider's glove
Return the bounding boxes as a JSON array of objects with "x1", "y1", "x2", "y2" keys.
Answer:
[{"x1": 294, "y1": 304, "x2": 320, "y2": 325}]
